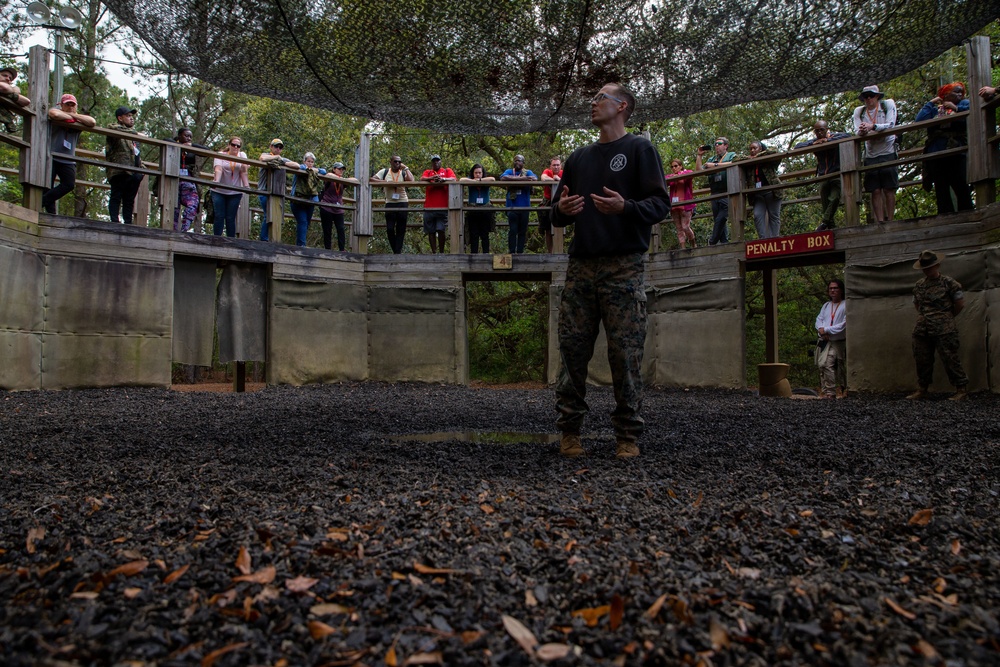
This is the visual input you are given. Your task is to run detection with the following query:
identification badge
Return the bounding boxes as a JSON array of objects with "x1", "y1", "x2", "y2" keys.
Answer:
[
  {"x1": 671, "y1": 196, "x2": 679, "y2": 203},
  {"x1": 63, "y1": 139, "x2": 72, "y2": 150},
  {"x1": 755, "y1": 181, "x2": 762, "y2": 189},
  {"x1": 476, "y1": 197, "x2": 484, "y2": 204},
  {"x1": 391, "y1": 193, "x2": 400, "y2": 200},
  {"x1": 133, "y1": 145, "x2": 140, "y2": 156},
  {"x1": 179, "y1": 168, "x2": 189, "y2": 176}
]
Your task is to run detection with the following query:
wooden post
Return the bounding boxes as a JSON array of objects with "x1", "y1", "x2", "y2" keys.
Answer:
[
  {"x1": 234, "y1": 361, "x2": 246, "y2": 393},
  {"x1": 134, "y1": 175, "x2": 150, "y2": 226},
  {"x1": 159, "y1": 143, "x2": 180, "y2": 230},
  {"x1": 267, "y1": 168, "x2": 285, "y2": 243},
  {"x1": 552, "y1": 225, "x2": 565, "y2": 253},
  {"x1": 727, "y1": 165, "x2": 744, "y2": 242},
  {"x1": 22, "y1": 45, "x2": 50, "y2": 212},
  {"x1": 763, "y1": 267, "x2": 778, "y2": 363},
  {"x1": 967, "y1": 36, "x2": 999, "y2": 206},
  {"x1": 840, "y1": 140, "x2": 862, "y2": 227},
  {"x1": 236, "y1": 193, "x2": 251, "y2": 238},
  {"x1": 448, "y1": 181, "x2": 463, "y2": 253},
  {"x1": 353, "y1": 133, "x2": 372, "y2": 253}
]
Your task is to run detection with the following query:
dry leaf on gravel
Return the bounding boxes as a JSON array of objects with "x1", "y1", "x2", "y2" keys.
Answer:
[
  {"x1": 109, "y1": 560, "x2": 148, "y2": 577},
  {"x1": 908, "y1": 509, "x2": 933, "y2": 526},
  {"x1": 285, "y1": 576, "x2": 319, "y2": 592},
  {"x1": 536, "y1": 643, "x2": 572, "y2": 661},
  {"x1": 885, "y1": 597, "x2": 917, "y2": 620},
  {"x1": 413, "y1": 563, "x2": 457, "y2": 575},
  {"x1": 308, "y1": 620, "x2": 337, "y2": 639},
  {"x1": 164, "y1": 564, "x2": 190, "y2": 585},
  {"x1": 311, "y1": 603, "x2": 352, "y2": 616},
  {"x1": 402, "y1": 651, "x2": 442, "y2": 665},
  {"x1": 201, "y1": 642, "x2": 248, "y2": 667},
  {"x1": 610, "y1": 594, "x2": 624, "y2": 630},
  {"x1": 572, "y1": 605, "x2": 610, "y2": 628},
  {"x1": 710, "y1": 619, "x2": 731, "y2": 650},
  {"x1": 235, "y1": 546, "x2": 251, "y2": 575},
  {"x1": 26, "y1": 527, "x2": 45, "y2": 554},
  {"x1": 233, "y1": 565, "x2": 276, "y2": 584},
  {"x1": 645, "y1": 593, "x2": 668, "y2": 619},
  {"x1": 502, "y1": 614, "x2": 539, "y2": 656}
]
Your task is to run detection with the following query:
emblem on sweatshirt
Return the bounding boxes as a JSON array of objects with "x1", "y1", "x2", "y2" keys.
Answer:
[{"x1": 610, "y1": 154, "x2": 626, "y2": 172}]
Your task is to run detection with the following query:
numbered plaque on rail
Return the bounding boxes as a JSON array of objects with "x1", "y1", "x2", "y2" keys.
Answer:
[{"x1": 493, "y1": 254, "x2": 513, "y2": 270}]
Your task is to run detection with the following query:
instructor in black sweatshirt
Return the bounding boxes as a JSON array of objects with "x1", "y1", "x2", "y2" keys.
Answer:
[{"x1": 551, "y1": 83, "x2": 670, "y2": 459}]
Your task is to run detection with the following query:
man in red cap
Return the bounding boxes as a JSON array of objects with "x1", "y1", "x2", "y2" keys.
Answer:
[{"x1": 43, "y1": 93, "x2": 96, "y2": 214}]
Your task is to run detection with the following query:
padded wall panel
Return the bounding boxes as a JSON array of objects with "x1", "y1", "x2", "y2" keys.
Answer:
[
  {"x1": 369, "y1": 287, "x2": 459, "y2": 382},
  {"x1": 0, "y1": 245, "x2": 45, "y2": 389},
  {"x1": 269, "y1": 280, "x2": 369, "y2": 385},
  {"x1": 40, "y1": 333, "x2": 171, "y2": 388},
  {"x1": 172, "y1": 256, "x2": 217, "y2": 366},
  {"x1": 649, "y1": 309, "x2": 744, "y2": 387}
]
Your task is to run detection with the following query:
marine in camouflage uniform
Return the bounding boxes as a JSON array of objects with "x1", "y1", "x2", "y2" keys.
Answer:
[
  {"x1": 551, "y1": 83, "x2": 670, "y2": 457},
  {"x1": 909, "y1": 250, "x2": 968, "y2": 399}
]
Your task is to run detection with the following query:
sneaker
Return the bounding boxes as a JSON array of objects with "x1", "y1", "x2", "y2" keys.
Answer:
[
  {"x1": 615, "y1": 439, "x2": 640, "y2": 458},
  {"x1": 906, "y1": 389, "x2": 928, "y2": 400},
  {"x1": 948, "y1": 389, "x2": 968, "y2": 402},
  {"x1": 559, "y1": 433, "x2": 584, "y2": 457}
]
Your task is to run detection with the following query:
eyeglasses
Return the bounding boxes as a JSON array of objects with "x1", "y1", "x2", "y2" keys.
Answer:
[
  {"x1": 230, "y1": 142, "x2": 241, "y2": 148},
  {"x1": 391, "y1": 159, "x2": 401, "y2": 163},
  {"x1": 715, "y1": 141, "x2": 726, "y2": 145},
  {"x1": 272, "y1": 144, "x2": 283, "y2": 149},
  {"x1": 591, "y1": 92, "x2": 624, "y2": 105},
  {"x1": 861, "y1": 93, "x2": 878, "y2": 99}
]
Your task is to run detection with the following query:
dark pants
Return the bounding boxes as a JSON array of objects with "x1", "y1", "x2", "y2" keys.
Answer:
[
  {"x1": 466, "y1": 208, "x2": 492, "y2": 253},
  {"x1": 320, "y1": 209, "x2": 346, "y2": 251},
  {"x1": 556, "y1": 253, "x2": 647, "y2": 444},
  {"x1": 385, "y1": 202, "x2": 408, "y2": 254},
  {"x1": 927, "y1": 154, "x2": 974, "y2": 215},
  {"x1": 109, "y1": 172, "x2": 144, "y2": 224},
  {"x1": 507, "y1": 210, "x2": 529, "y2": 253},
  {"x1": 43, "y1": 160, "x2": 76, "y2": 214},
  {"x1": 819, "y1": 176, "x2": 842, "y2": 226},
  {"x1": 709, "y1": 197, "x2": 729, "y2": 244}
]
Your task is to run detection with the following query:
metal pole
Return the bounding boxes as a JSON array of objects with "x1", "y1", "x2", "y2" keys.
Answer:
[{"x1": 52, "y1": 31, "x2": 65, "y2": 107}]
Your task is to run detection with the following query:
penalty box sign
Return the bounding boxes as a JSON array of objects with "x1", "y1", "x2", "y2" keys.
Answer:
[{"x1": 745, "y1": 231, "x2": 833, "y2": 260}]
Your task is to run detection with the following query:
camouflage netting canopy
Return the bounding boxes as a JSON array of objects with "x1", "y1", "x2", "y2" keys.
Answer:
[{"x1": 106, "y1": 0, "x2": 1000, "y2": 134}]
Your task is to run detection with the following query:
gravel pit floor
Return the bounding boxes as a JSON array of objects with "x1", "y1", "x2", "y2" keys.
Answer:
[{"x1": 1, "y1": 383, "x2": 998, "y2": 666}]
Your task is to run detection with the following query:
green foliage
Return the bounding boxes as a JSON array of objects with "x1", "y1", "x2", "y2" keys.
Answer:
[{"x1": 467, "y1": 281, "x2": 549, "y2": 383}]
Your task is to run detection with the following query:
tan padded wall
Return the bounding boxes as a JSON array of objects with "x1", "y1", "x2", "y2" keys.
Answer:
[
  {"x1": 41, "y1": 255, "x2": 172, "y2": 388},
  {"x1": 0, "y1": 245, "x2": 45, "y2": 389},
  {"x1": 368, "y1": 287, "x2": 460, "y2": 382},
  {"x1": 269, "y1": 280, "x2": 369, "y2": 385}
]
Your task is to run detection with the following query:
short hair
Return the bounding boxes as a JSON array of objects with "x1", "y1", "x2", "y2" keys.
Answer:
[
  {"x1": 828, "y1": 278, "x2": 845, "y2": 294},
  {"x1": 176, "y1": 127, "x2": 191, "y2": 138},
  {"x1": 550, "y1": 156, "x2": 562, "y2": 163},
  {"x1": 607, "y1": 83, "x2": 636, "y2": 121},
  {"x1": 716, "y1": 137, "x2": 729, "y2": 146},
  {"x1": 303, "y1": 152, "x2": 316, "y2": 162},
  {"x1": 469, "y1": 163, "x2": 486, "y2": 178}
]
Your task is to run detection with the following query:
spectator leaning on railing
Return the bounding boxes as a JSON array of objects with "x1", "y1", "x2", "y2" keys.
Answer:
[
  {"x1": 43, "y1": 94, "x2": 96, "y2": 215},
  {"x1": 852, "y1": 85, "x2": 898, "y2": 223},
  {"x1": 915, "y1": 82, "x2": 974, "y2": 215},
  {"x1": 738, "y1": 141, "x2": 784, "y2": 239},
  {"x1": 105, "y1": 105, "x2": 146, "y2": 225},
  {"x1": 0, "y1": 65, "x2": 30, "y2": 134},
  {"x1": 794, "y1": 120, "x2": 852, "y2": 231}
]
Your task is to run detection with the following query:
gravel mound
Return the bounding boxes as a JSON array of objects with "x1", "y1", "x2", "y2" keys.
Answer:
[{"x1": 1, "y1": 384, "x2": 998, "y2": 666}]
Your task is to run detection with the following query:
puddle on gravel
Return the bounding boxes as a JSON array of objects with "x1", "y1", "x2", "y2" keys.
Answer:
[{"x1": 389, "y1": 431, "x2": 560, "y2": 445}]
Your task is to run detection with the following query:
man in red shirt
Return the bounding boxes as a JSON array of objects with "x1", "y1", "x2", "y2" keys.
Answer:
[
  {"x1": 421, "y1": 155, "x2": 456, "y2": 253},
  {"x1": 538, "y1": 156, "x2": 562, "y2": 253}
]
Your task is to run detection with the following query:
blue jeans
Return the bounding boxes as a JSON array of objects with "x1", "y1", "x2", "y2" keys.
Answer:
[
  {"x1": 291, "y1": 197, "x2": 317, "y2": 246},
  {"x1": 507, "y1": 210, "x2": 529, "y2": 253},
  {"x1": 211, "y1": 192, "x2": 241, "y2": 237}
]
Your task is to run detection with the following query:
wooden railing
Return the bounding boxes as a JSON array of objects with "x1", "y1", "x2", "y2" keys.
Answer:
[{"x1": 3, "y1": 38, "x2": 999, "y2": 255}]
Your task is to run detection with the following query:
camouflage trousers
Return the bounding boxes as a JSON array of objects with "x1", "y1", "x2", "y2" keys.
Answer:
[
  {"x1": 912, "y1": 331, "x2": 968, "y2": 389},
  {"x1": 556, "y1": 253, "x2": 647, "y2": 443}
]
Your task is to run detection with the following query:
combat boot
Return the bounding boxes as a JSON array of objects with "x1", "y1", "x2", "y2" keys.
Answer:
[
  {"x1": 559, "y1": 433, "x2": 584, "y2": 457},
  {"x1": 906, "y1": 388, "x2": 928, "y2": 400},
  {"x1": 948, "y1": 388, "x2": 968, "y2": 402},
  {"x1": 615, "y1": 439, "x2": 640, "y2": 459}
]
